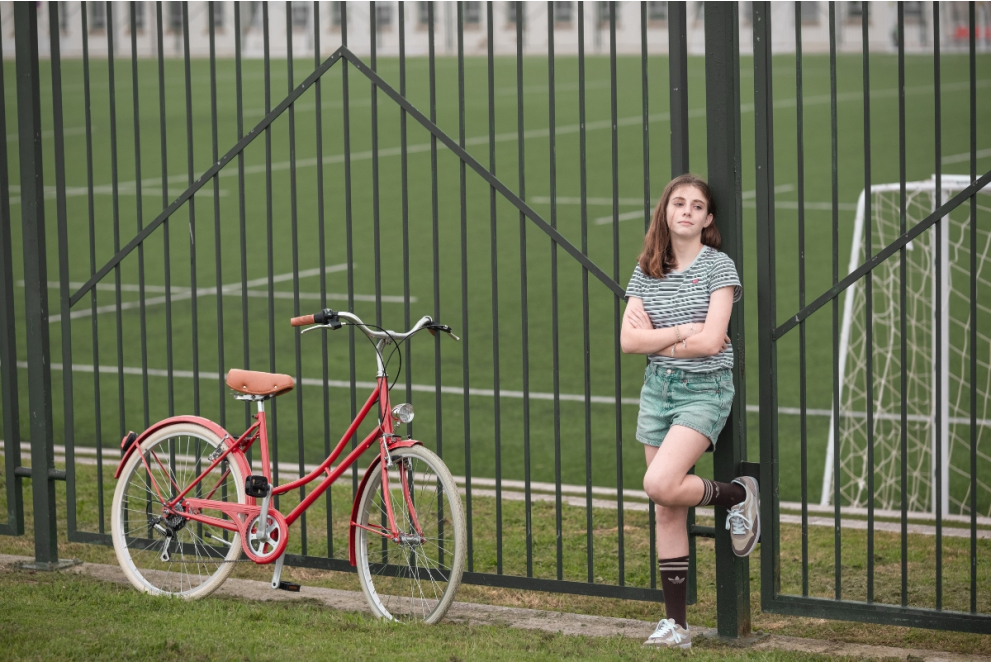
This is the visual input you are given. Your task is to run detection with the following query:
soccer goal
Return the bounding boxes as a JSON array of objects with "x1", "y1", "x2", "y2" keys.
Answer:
[{"x1": 820, "y1": 175, "x2": 991, "y2": 518}]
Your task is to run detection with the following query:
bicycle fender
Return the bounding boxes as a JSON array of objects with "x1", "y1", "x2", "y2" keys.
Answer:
[
  {"x1": 113, "y1": 416, "x2": 249, "y2": 481},
  {"x1": 348, "y1": 439, "x2": 423, "y2": 566}
]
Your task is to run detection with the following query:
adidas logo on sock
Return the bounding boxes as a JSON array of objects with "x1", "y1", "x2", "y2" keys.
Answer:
[{"x1": 670, "y1": 576, "x2": 685, "y2": 584}]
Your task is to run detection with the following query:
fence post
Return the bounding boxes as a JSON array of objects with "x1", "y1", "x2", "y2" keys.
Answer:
[
  {"x1": 14, "y1": 2, "x2": 68, "y2": 570},
  {"x1": 704, "y1": 1, "x2": 751, "y2": 639}
]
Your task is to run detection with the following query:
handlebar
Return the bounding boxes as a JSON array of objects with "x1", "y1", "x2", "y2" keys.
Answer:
[{"x1": 291, "y1": 309, "x2": 460, "y2": 344}]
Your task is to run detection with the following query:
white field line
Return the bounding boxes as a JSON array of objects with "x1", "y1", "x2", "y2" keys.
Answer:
[
  {"x1": 941, "y1": 147, "x2": 991, "y2": 165},
  {"x1": 67, "y1": 78, "x2": 991, "y2": 199},
  {"x1": 8, "y1": 183, "x2": 226, "y2": 206},
  {"x1": 9, "y1": 359, "x2": 990, "y2": 427},
  {"x1": 3, "y1": 440, "x2": 986, "y2": 537},
  {"x1": 22, "y1": 264, "x2": 418, "y2": 323}
]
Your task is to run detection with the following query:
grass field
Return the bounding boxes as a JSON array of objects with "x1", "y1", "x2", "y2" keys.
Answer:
[
  {"x1": 2, "y1": 462, "x2": 991, "y2": 659},
  {"x1": 1, "y1": 46, "x2": 990, "y2": 535}
]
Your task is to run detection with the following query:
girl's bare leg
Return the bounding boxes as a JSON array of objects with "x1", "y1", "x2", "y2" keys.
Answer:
[{"x1": 643, "y1": 426, "x2": 709, "y2": 558}]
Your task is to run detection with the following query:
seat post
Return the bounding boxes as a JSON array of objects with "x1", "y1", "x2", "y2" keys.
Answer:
[{"x1": 257, "y1": 400, "x2": 265, "y2": 415}]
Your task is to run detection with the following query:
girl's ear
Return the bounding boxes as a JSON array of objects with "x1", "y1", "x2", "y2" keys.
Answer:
[{"x1": 703, "y1": 212, "x2": 714, "y2": 228}]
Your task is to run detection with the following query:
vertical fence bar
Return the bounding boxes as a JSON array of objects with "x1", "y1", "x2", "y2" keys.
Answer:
[
  {"x1": 547, "y1": 0, "x2": 563, "y2": 582},
  {"x1": 209, "y1": 3, "x2": 226, "y2": 432},
  {"x1": 370, "y1": 1, "x2": 382, "y2": 327},
  {"x1": 608, "y1": 1, "x2": 625, "y2": 586},
  {"x1": 485, "y1": 0, "x2": 503, "y2": 575},
  {"x1": 427, "y1": 1, "x2": 446, "y2": 563},
  {"x1": 263, "y1": 4, "x2": 281, "y2": 500},
  {"x1": 340, "y1": 2, "x2": 358, "y2": 498},
  {"x1": 578, "y1": 0, "x2": 594, "y2": 585},
  {"x1": 897, "y1": 0, "x2": 908, "y2": 608},
  {"x1": 829, "y1": 1, "x2": 842, "y2": 602},
  {"x1": 106, "y1": 3, "x2": 127, "y2": 447},
  {"x1": 640, "y1": 3, "x2": 650, "y2": 235},
  {"x1": 130, "y1": 2, "x2": 150, "y2": 432},
  {"x1": 287, "y1": 1, "x2": 307, "y2": 554},
  {"x1": 515, "y1": 0, "x2": 533, "y2": 578},
  {"x1": 81, "y1": 2, "x2": 105, "y2": 531},
  {"x1": 707, "y1": 1, "x2": 750, "y2": 637},
  {"x1": 182, "y1": 4, "x2": 200, "y2": 421},
  {"x1": 235, "y1": 3, "x2": 251, "y2": 437},
  {"x1": 794, "y1": 0, "x2": 809, "y2": 598},
  {"x1": 456, "y1": 1, "x2": 474, "y2": 571},
  {"x1": 399, "y1": 2, "x2": 412, "y2": 440},
  {"x1": 0, "y1": 8, "x2": 23, "y2": 537},
  {"x1": 968, "y1": 0, "x2": 977, "y2": 614},
  {"x1": 667, "y1": 0, "x2": 693, "y2": 602},
  {"x1": 14, "y1": 1, "x2": 59, "y2": 565},
  {"x1": 50, "y1": 1, "x2": 74, "y2": 537},
  {"x1": 641, "y1": 0, "x2": 657, "y2": 593},
  {"x1": 932, "y1": 0, "x2": 943, "y2": 611},
  {"x1": 156, "y1": 1, "x2": 175, "y2": 419},
  {"x1": 668, "y1": 0, "x2": 689, "y2": 176},
  {"x1": 753, "y1": 0, "x2": 780, "y2": 622},
  {"x1": 182, "y1": 3, "x2": 203, "y2": 522},
  {"x1": 314, "y1": 0, "x2": 332, "y2": 557},
  {"x1": 862, "y1": 7, "x2": 875, "y2": 604}
]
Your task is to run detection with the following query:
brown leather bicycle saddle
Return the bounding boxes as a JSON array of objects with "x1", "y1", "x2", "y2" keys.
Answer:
[{"x1": 226, "y1": 369, "x2": 295, "y2": 398}]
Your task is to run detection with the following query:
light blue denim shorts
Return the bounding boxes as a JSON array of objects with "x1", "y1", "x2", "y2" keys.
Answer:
[{"x1": 635, "y1": 365, "x2": 735, "y2": 450}]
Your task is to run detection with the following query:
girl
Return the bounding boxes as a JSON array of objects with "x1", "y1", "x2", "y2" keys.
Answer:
[{"x1": 621, "y1": 174, "x2": 759, "y2": 649}]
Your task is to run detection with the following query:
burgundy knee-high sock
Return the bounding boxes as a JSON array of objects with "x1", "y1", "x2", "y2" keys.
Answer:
[
  {"x1": 695, "y1": 478, "x2": 745, "y2": 508},
  {"x1": 658, "y1": 555, "x2": 689, "y2": 629}
]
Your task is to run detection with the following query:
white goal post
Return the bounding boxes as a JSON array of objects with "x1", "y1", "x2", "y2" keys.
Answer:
[{"x1": 821, "y1": 174, "x2": 991, "y2": 518}]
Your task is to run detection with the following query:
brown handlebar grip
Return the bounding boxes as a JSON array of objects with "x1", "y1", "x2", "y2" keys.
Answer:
[{"x1": 290, "y1": 314, "x2": 315, "y2": 327}]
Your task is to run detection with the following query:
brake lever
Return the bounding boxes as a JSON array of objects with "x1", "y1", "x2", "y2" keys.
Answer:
[
  {"x1": 426, "y1": 324, "x2": 460, "y2": 341},
  {"x1": 300, "y1": 324, "x2": 338, "y2": 335}
]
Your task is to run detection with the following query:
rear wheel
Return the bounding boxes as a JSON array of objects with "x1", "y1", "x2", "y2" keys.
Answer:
[
  {"x1": 111, "y1": 423, "x2": 246, "y2": 598},
  {"x1": 355, "y1": 445, "x2": 466, "y2": 624}
]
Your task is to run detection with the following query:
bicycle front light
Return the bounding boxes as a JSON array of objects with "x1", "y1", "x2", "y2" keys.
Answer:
[{"x1": 391, "y1": 403, "x2": 415, "y2": 424}]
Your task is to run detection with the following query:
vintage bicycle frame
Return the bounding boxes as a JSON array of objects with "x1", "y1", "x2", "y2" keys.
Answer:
[{"x1": 127, "y1": 373, "x2": 424, "y2": 564}]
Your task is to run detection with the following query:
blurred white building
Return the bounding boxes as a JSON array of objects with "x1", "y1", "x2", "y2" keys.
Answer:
[{"x1": 3, "y1": 2, "x2": 989, "y2": 60}]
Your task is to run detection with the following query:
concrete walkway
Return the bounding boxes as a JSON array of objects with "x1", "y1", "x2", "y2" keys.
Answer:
[{"x1": 1, "y1": 554, "x2": 986, "y2": 662}]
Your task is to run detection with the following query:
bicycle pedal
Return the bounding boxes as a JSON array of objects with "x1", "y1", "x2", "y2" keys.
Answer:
[
  {"x1": 245, "y1": 475, "x2": 271, "y2": 498},
  {"x1": 277, "y1": 581, "x2": 301, "y2": 592}
]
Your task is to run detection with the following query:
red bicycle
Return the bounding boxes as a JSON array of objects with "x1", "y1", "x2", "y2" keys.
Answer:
[{"x1": 110, "y1": 309, "x2": 466, "y2": 624}]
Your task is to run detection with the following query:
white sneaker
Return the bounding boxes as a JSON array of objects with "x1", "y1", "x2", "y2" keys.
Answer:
[
  {"x1": 727, "y1": 476, "x2": 760, "y2": 557},
  {"x1": 643, "y1": 618, "x2": 692, "y2": 649}
]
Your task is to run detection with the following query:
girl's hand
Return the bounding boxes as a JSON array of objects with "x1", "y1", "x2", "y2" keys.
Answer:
[{"x1": 625, "y1": 304, "x2": 654, "y2": 330}]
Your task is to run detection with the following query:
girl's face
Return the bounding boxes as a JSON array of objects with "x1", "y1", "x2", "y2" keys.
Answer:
[{"x1": 665, "y1": 185, "x2": 713, "y2": 240}]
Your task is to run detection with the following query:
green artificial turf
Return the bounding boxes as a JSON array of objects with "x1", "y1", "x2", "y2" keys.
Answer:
[{"x1": 1, "y1": 48, "x2": 989, "y2": 519}]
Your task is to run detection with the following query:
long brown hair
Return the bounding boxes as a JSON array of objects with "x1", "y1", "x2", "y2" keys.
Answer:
[{"x1": 637, "y1": 174, "x2": 721, "y2": 278}]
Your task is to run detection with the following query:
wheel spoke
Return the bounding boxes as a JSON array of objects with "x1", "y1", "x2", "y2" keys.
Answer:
[
  {"x1": 355, "y1": 447, "x2": 464, "y2": 624},
  {"x1": 112, "y1": 426, "x2": 244, "y2": 598}
]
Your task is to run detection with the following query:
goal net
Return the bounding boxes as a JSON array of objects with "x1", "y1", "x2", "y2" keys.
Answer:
[{"x1": 821, "y1": 175, "x2": 991, "y2": 518}]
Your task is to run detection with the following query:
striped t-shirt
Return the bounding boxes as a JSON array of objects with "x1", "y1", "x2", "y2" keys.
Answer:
[{"x1": 625, "y1": 245, "x2": 742, "y2": 372}]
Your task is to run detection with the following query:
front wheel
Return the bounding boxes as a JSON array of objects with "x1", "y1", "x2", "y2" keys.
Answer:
[
  {"x1": 110, "y1": 423, "x2": 246, "y2": 599},
  {"x1": 354, "y1": 445, "x2": 466, "y2": 624}
]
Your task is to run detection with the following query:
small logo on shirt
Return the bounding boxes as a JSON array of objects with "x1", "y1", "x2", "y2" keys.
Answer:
[{"x1": 692, "y1": 278, "x2": 699, "y2": 284}]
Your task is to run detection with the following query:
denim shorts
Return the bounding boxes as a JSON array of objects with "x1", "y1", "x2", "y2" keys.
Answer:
[{"x1": 635, "y1": 365, "x2": 735, "y2": 450}]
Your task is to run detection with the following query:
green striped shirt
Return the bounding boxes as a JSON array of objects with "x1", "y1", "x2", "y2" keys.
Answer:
[{"x1": 625, "y1": 245, "x2": 742, "y2": 373}]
